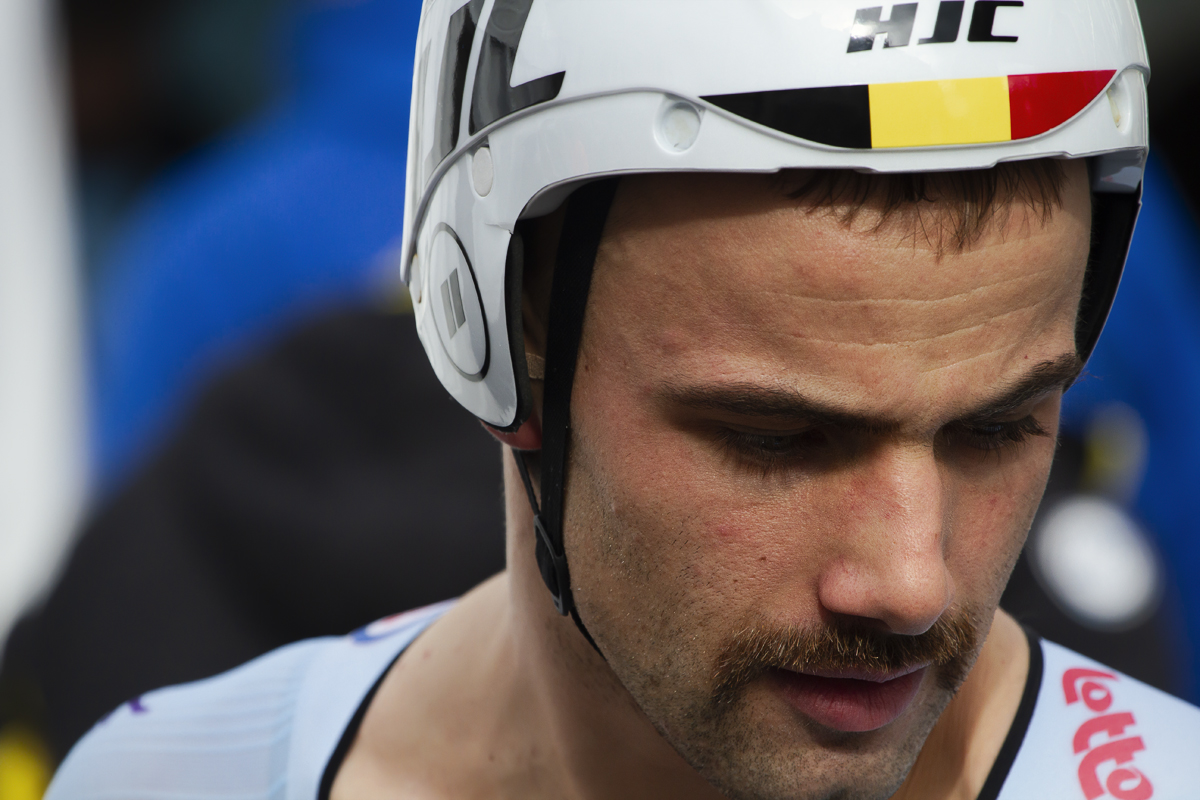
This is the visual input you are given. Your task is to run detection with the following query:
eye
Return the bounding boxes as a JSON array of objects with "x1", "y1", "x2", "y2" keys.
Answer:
[
  {"x1": 715, "y1": 426, "x2": 830, "y2": 475},
  {"x1": 741, "y1": 433, "x2": 800, "y2": 453},
  {"x1": 947, "y1": 416, "x2": 1050, "y2": 453}
]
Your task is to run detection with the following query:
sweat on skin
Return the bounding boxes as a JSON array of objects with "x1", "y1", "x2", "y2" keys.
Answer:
[{"x1": 331, "y1": 162, "x2": 1093, "y2": 800}]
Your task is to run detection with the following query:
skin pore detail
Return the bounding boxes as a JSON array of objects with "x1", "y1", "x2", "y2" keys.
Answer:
[{"x1": 331, "y1": 163, "x2": 1092, "y2": 800}]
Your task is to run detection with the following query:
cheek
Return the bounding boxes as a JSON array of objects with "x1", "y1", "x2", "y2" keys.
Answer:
[
  {"x1": 952, "y1": 492, "x2": 1028, "y2": 585},
  {"x1": 947, "y1": 446, "x2": 1058, "y2": 601},
  {"x1": 567, "y1": 389, "x2": 818, "y2": 629}
]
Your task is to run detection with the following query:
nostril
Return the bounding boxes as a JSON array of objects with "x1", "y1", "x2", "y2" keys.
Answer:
[{"x1": 817, "y1": 552, "x2": 954, "y2": 638}]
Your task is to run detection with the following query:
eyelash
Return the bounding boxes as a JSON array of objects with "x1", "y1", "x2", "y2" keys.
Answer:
[
  {"x1": 716, "y1": 416, "x2": 1050, "y2": 475},
  {"x1": 945, "y1": 416, "x2": 1050, "y2": 452},
  {"x1": 715, "y1": 427, "x2": 830, "y2": 476}
]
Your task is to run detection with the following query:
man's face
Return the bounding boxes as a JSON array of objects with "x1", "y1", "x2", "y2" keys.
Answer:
[{"x1": 561, "y1": 166, "x2": 1092, "y2": 799}]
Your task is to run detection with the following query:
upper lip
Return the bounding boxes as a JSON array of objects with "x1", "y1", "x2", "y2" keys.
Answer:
[{"x1": 779, "y1": 662, "x2": 930, "y2": 684}]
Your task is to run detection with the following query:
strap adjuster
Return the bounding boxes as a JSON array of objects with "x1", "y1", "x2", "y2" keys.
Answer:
[{"x1": 534, "y1": 513, "x2": 571, "y2": 616}]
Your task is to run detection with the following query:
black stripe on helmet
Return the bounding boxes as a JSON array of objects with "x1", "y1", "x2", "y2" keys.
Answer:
[{"x1": 703, "y1": 85, "x2": 872, "y2": 149}]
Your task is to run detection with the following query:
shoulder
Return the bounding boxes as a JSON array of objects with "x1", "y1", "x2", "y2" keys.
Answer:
[
  {"x1": 44, "y1": 636, "x2": 329, "y2": 800},
  {"x1": 996, "y1": 637, "x2": 1200, "y2": 800},
  {"x1": 45, "y1": 602, "x2": 454, "y2": 800}
]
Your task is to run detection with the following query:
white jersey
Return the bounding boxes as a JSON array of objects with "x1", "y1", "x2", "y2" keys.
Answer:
[
  {"x1": 992, "y1": 634, "x2": 1198, "y2": 800},
  {"x1": 45, "y1": 601, "x2": 455, "y2": 800},
  {"x1": 46, "y1": 605, "x2": 1200, "y2": 800}
]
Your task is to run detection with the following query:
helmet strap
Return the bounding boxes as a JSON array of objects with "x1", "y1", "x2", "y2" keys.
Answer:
[
  {"x1": 1078, "y1": 186, "x2": 1141, "y2": 361},
  {"x1": 513, "y1": 177, "x2": 619, "y2": 655},
  {"x1": 513, "y1": 449, "x2": 601, "y2": 654}
]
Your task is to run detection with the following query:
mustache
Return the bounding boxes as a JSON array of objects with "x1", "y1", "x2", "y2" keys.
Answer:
[{"x1": 712, "y1": 609, "x2": 982, "y2": 706}]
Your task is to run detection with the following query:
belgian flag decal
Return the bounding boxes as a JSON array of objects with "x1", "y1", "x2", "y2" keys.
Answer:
[{"x1": 704, "y1": 70, "x2": 1115, "y2": 149}]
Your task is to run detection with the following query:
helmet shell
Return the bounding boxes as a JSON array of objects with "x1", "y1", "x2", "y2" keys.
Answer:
[{"x1": 404, "y1": 0, "x2": 1150, "y2": 429}]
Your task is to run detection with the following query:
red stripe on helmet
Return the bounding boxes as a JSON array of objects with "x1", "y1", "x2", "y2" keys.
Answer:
[{"x1": 1008, "y1": 70, "x2": 1117, "y2": 141}]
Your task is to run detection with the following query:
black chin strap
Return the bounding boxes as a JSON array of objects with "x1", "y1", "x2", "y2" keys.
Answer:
[
  {"x1": 1078, "y1": 186, "x2": 1141, "y2": 361},
  {"x1": 514, "y1": 178, "x2": 619, "y2": 654},
  {"x1": 514, "y1": 450, "x2": 600, "y2": 653}
]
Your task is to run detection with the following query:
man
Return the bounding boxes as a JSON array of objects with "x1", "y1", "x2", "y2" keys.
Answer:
[{"x1": 46, "y1": 1, "x2": 1200, "y2": 799}]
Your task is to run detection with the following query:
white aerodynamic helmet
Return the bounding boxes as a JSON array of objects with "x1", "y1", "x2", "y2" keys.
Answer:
[
  {"x1": 401, "y1": 0, "x2": 1149, "y2": 620},
  {"x1": 404, "y1": 0, "x2": 1148, "y2": 431}
]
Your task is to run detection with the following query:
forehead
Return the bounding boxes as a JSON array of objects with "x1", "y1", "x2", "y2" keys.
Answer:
[{"x1": 586, "y1": 168, "x2": 1092, "y2": 420}]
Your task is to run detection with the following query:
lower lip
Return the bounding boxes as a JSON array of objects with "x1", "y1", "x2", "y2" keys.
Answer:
[{"x1": 769, "y1": 666, "x2": 928, "y2": 733}]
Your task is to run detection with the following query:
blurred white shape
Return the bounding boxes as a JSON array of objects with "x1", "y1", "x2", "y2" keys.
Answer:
[
  {"x1": 1032, "y1": 496, "x2": 1162, "y2": 631},
  {"x1": 0, "y1": 0, "x2": 85, "y2": 643}
]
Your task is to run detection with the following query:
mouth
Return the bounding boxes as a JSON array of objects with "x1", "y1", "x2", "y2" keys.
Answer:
[{"x1": 768, "y1": 663, "x2": 929, "y2": 733}]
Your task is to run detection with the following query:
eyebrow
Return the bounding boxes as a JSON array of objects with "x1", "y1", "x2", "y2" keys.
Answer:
[{"x1": 661, "y1": 352, "x2": 1083, "y2": 432}]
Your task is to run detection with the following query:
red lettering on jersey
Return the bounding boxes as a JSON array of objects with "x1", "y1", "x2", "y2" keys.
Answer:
[
  {"x1": 1064, "y1": 668, "x2": 1118, "y2": 712},
  {"x1": 1065, "y1": 668, "x2": 1154, "y2": 799},
  {"x1": 1074, "y1": 712, "x2": 1137, "y2": 754},
  {"x1": 1105, "y1": 767, "x2": 1153, "y2": 800},
  {"x1": 1079, "y1": 738, "x2": 1149, "y2": 800}
]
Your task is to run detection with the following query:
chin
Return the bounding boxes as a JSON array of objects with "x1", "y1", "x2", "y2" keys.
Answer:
[{"x1": 656, "y1": 670, "x2": 953, "y2": 800}]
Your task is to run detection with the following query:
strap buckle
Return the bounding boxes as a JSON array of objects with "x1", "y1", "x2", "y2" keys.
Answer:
[{"x1": 534, "y1": 514, "x2": 571, "y2": 616}]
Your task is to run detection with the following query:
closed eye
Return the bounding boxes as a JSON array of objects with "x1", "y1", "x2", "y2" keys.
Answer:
[
  {"x1": 717, "y1": 414, "x2": 1050, "y2": 477},
  {"x1": 943, "y1": 416, "x2": 1050, "y2": 453},
  {"x1": 715, "y1": 426, "x2": 835, "y2": 475}
]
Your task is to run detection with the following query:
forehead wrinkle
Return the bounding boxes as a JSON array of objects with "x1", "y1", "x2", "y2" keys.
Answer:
[
  {"x1": 706, "y1": 234, "x2": 1078, "y2": 321},
  {"x1": 727, "y1": 261, "x2": 1064, "y2": 306},
  {"x1": 705, "y1": 293, "x2": 1059, "y2": 350},
  {"x1": 704, "y1": 225, "x2": 1070, "y2": 297},
  {"x1": 700, "y1": 247, "x2": 1070, "y2": 316}
]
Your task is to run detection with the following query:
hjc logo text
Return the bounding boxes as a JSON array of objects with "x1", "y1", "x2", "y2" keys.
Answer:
[{"x1": 848, "y1": 1, "x2": 1023, "y2": 52}]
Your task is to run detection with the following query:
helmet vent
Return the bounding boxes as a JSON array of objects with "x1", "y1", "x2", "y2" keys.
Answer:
[
  {"x1": 472, "y1": 145, "x2": 495, "y2": 196},
  {"x1": 657, "y1": 101, "x2": 703, "y2": 153}
]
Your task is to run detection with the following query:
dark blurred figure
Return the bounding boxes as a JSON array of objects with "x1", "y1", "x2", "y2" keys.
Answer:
[
  {"x1": 67, "y1": 0, "x2": 286, "y2": 278},
  {"x1": 1, "y1": 307, "x2": 505, "y2": 763},
  {"x1": 85, "y1": 0, "x2": 420, "y2": 489}
]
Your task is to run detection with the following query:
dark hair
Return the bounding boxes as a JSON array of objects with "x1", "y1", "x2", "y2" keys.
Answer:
[{"x1": 779, "y1": 158, "x2": 1069, "y2": 254}]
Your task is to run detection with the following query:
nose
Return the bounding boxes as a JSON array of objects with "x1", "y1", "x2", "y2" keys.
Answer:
[{"x1": 816, "y1": 443, "x2": 954, "y2": 636}]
